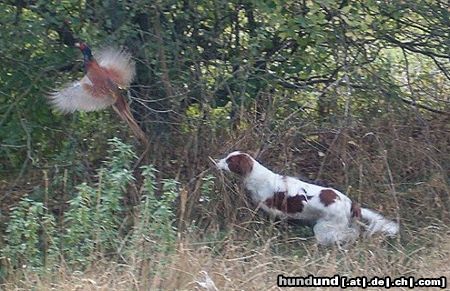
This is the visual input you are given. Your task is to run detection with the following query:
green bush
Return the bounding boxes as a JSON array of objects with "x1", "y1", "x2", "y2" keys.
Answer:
[
  {"x1": 2, "y1": 197, "x2": 58, "y2": 272},
  {"x1": 1, "y1": 138, "x2": 184, "y2": 276}
]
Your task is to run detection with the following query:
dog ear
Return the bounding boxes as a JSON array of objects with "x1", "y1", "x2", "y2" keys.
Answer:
[{"x1": 226, "y1": 154, "x2": 253, "y2": 176}]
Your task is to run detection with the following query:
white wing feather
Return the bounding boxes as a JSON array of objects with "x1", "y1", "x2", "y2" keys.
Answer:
[
  {"x1": 97, "y1": 47, "x2": 135, "y2": 87},
  {"x1": 49, "y1": 76, "x2": 115, "y2": 113}
]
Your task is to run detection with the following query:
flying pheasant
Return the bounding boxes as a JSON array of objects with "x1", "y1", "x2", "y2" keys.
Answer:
[{"x1": 50, "y1": 42, "x2": 147, "y2": 145}]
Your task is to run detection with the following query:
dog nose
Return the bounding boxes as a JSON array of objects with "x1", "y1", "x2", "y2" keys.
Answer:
[{"x1": 215, "y1": 158, "x2": 225, "y2": 169}]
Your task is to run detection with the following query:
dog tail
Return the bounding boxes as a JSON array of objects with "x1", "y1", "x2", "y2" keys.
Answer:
[{"x1": 361, "y1": 208, "x2": 399, "y2": 237}]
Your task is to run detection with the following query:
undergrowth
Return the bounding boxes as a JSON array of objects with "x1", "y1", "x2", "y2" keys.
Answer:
[
  {"x1": 0, "y1": 138, "x2": 181, "y2": 284},
  {"x1": 1, "y1": 117, "x2": 449, "y2": 290}
]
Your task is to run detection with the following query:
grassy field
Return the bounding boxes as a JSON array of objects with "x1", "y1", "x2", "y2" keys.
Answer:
[
  {"x1": 3, "y1": 222, "x2": 449, "y2": 290},
  {"x1": 1, "y1": 112, "x2": 449, "y2": 290}
]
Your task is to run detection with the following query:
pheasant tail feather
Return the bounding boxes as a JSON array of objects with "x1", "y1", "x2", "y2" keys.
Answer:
[{"x1": 113, "y1": 94, "x2": 148, "y2": 146}]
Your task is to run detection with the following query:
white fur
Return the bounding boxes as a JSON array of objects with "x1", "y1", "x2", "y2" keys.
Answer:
[
  {"x1": 49, "y1": 47, "x2": 135, "y2": 113},
  {"x1": 217, "y1": 151, "x2": 399, "y2": 245}
]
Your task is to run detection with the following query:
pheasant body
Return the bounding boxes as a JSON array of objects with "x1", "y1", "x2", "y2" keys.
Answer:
[
  {"x1": 50, "y1": 43, "x2": 135, "y2": 112},
  {"x1": 50, "y1": 42, "x2": 147, "y2": 145}
]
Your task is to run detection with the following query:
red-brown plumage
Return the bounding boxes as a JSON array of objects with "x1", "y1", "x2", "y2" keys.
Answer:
[
  {"x1": 84, "y1": 61, "x2": 117, "y2": 97},
  {"x1": 50, "y1": 42, "x2": 148, "y2": 146}
]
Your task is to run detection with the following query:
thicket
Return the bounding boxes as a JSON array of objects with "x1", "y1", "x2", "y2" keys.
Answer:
[{"x1": 0, "y1": 0, "x2": 449, "y2": 289}]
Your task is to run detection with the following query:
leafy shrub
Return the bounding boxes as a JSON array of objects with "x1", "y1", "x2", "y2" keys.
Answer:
[
  {"x1": 1, "y1": 138, "x2": 183, "y2": 276},
  {"x1": 2, "y1": 197, "x2": 58, "y2": 272},
  {"x1": 129, "y1": 165, "x2": 179, "y2": 259}
]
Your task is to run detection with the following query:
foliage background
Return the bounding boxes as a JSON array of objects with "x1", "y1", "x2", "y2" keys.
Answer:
[{"x1": 0, "y1": 0, "x2": 449, "y2": 289}]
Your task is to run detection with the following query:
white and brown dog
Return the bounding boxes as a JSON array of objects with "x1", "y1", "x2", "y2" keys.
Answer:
[{"x1": 216, "y1": 151, "x2": 399, "y2": 245}]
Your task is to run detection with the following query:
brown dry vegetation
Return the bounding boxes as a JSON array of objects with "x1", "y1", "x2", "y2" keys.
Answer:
[
  {"x1": 4, "y1": 228, "x2": 450, "y2": 290},
  {"x1": 2, "y1": 109, "x2": 449, "y2": 290}
]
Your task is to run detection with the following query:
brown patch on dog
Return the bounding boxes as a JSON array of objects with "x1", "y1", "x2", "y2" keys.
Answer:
[
  {"x1": 351, "y1": 201, "x2": 361, "y2": 218},
  {"x1": 319, "y1": 189, "x2": 339, "y2": 206},
  {"x1": 265, "y1": 192, "x2": 307, "y2": 213},
  {"x1": 264, "y1": 192, "x2": 285, "y2": 210},
  {"x1": 226, "y1": 154, "x2": 253, "y2": 176}
]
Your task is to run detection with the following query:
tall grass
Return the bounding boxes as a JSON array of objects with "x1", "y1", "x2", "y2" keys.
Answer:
[
  {"x1": 1, "y1": 111, "x2": 449, "y2": 290},
  {"x1": 0, "y1": 138, "x2": 180, "y2": 287}
]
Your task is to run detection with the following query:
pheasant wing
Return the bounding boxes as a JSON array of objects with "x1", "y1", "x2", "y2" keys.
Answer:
[
  {"x1": 97, "y1": 48, "x2": 135, "y2": 87},
  {"x1": 49, "y1": 76, "x2": 115, "y2": 113}
]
